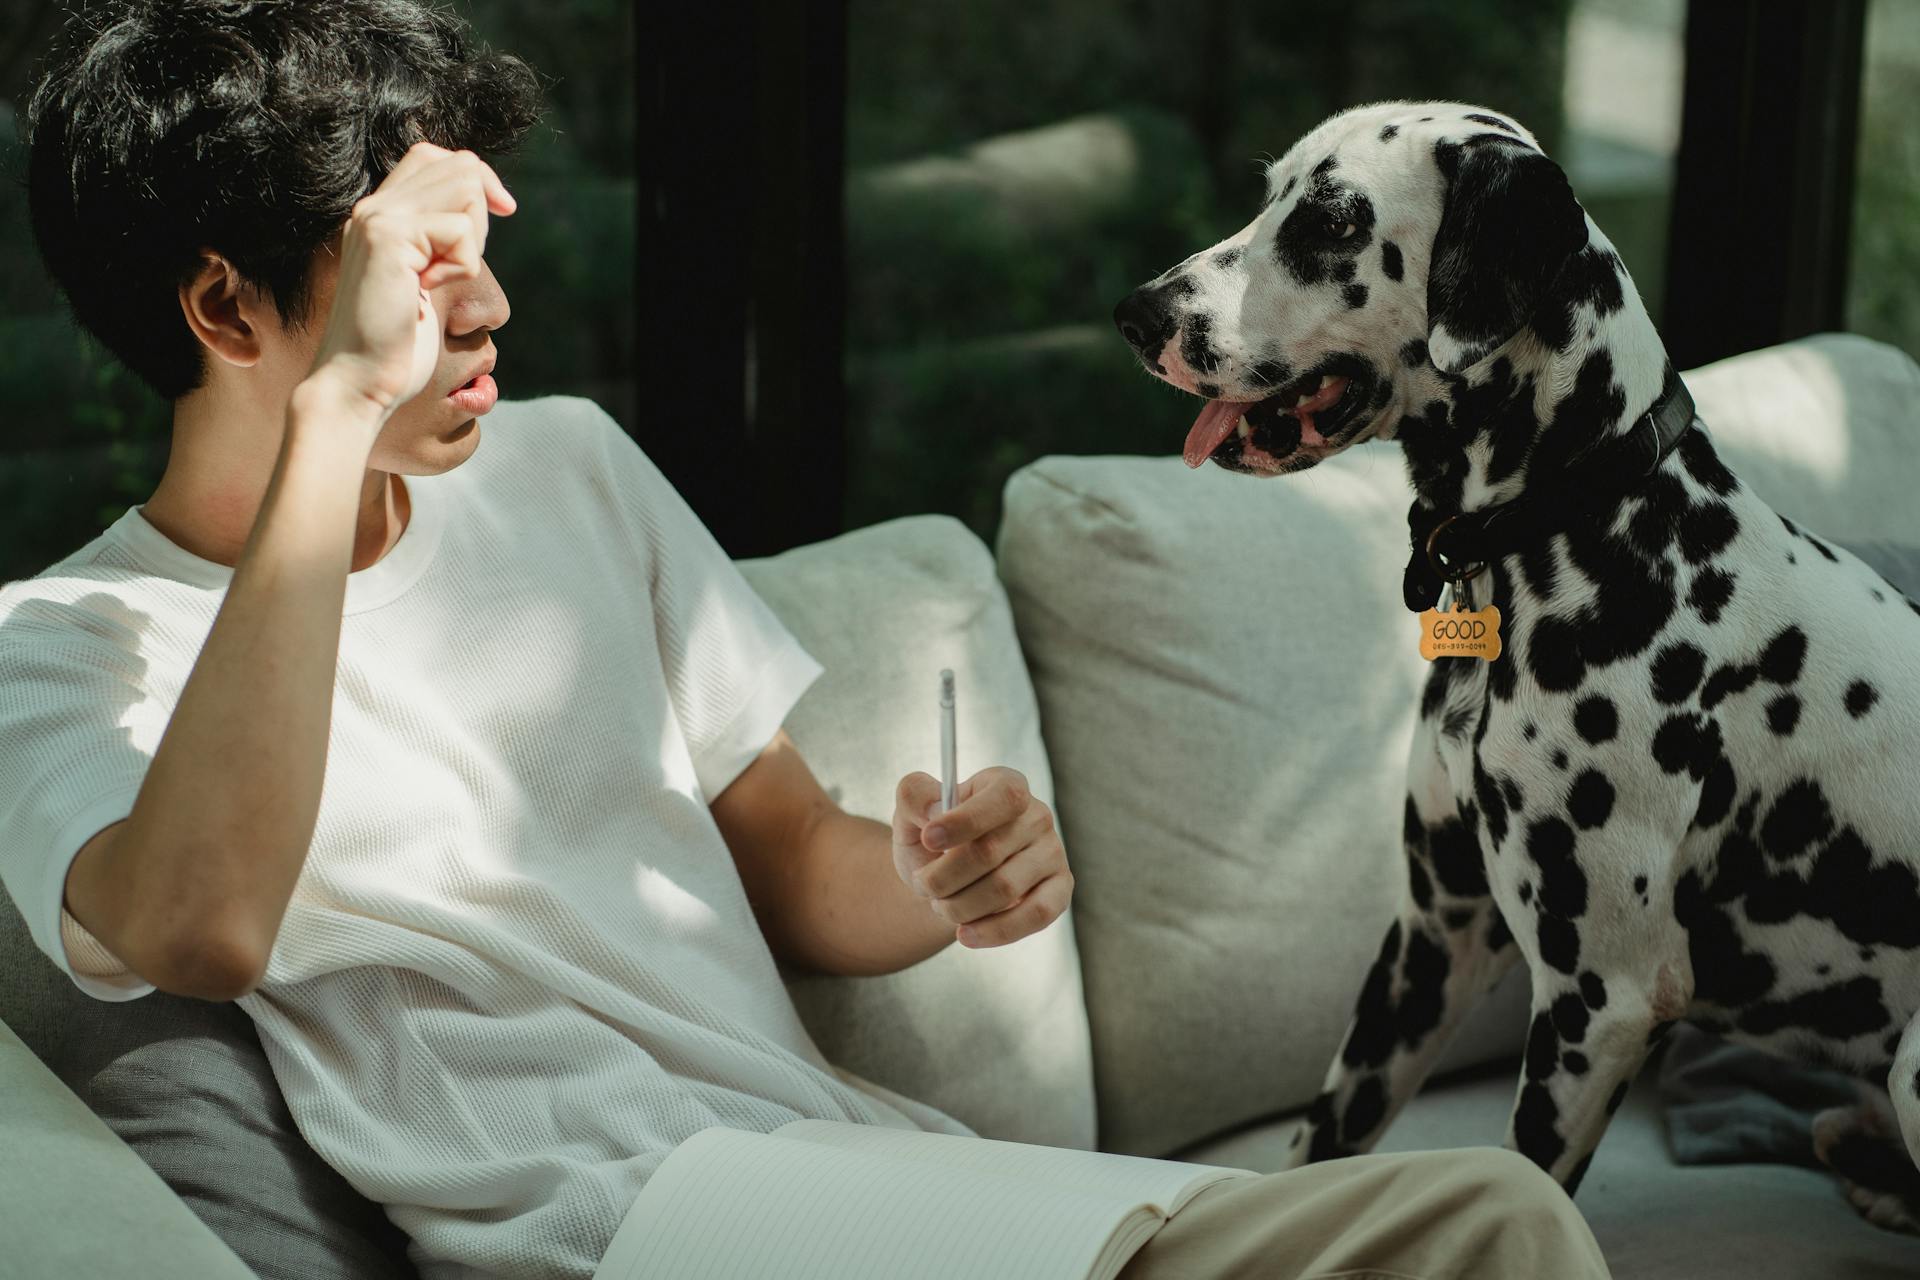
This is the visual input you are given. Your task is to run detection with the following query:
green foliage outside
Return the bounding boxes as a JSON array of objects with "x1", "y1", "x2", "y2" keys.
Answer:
[
  {"x1": 842, "y1": 0, "x2": 1577, "y2": 546},
  {"x1": 1848, "y1": 0, "x2": 1920, "y2": 363}
]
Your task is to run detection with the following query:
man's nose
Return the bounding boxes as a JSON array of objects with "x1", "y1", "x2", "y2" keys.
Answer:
[{"x1": 1113, "y1": 287, "x2": 1175, "y2": 361}]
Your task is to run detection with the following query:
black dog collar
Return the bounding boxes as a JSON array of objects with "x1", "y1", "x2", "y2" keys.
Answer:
[{"x1": 1401, "y1": 362, "x2": 1697, "y2": 613}]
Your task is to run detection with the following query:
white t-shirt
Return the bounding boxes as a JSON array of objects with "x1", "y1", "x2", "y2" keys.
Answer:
[{"x1": 0, "y1": 395, "x2": 973, "y2": 1279}]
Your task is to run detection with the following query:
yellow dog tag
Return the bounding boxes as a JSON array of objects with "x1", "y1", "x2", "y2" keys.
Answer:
[{"x1": 1419, "y1": 601, "x2": 1503, "y2": 662}]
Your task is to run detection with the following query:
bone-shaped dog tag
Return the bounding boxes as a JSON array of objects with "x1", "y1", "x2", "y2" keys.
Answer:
[{"x1": 1419, "y1": 602, "x2": 1502, "y2": 662}]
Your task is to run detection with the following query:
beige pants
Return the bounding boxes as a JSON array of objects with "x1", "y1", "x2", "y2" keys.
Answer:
[{"x1": 1117, "y1": 1147, "x2": 1611, "y2": 1280}]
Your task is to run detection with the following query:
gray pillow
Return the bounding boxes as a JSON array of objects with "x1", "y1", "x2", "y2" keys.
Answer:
[{"x1": 0, "y1": 893, "x2": 415, "y2": 1280}]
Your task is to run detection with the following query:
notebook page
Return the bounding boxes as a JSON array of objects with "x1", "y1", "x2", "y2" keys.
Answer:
[
  {"x1": 592, "y1": 1126, "x2": 1161, "y2": 1280},
  {"x1": 774, "y1": 1118, "x2": 1257, "y2": 1215}
]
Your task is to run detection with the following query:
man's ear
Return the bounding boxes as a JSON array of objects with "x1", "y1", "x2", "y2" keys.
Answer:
[
  {"x1": 177, "y1": 250, "x2": 263, "y2": 370},
  {"x1": 1424, "y1": 138, "x2": 1588, "y2": 375}
]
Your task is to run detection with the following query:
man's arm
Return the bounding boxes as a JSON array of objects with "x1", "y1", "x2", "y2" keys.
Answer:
[{"x1": 711, "y1": 728, "x2": 956, "y2": 978}]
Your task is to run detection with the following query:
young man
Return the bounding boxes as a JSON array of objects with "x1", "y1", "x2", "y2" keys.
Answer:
[{"x1": 2, "y1": 3, "x2": 1610, "y2": 1278}]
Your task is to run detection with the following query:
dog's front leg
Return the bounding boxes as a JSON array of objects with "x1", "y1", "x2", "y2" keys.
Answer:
[
  {"x1": 1284, "y1": 735, "x2": 1519, "y2": 1168},
  {"x1": 1503, "y1": 962, "x2": 1686, "y2": 1193}
]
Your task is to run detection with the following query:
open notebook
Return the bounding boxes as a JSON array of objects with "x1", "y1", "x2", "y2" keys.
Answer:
[{"x1": 591, "y1": 1119, "x2": 1258, "y2": 1280}]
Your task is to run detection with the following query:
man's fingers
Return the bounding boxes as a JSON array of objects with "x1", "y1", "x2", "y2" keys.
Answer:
[
  {"x1": 927, "y1": 836, "x2": 1053, "y2": 926},
  {"x1": 956, "y1": 870, "x2": 1072, "y2": 947},
  {"x1": 412, "y1": 211, "x2": 481, "y2": 289},
  {"x1": 922, "y1": 768, "x2": 1029, "y2": 849},
  {"x1": 892, "y1": 771, "x2": 942, "y2": 841},
  {"x1": 917, "y1": 799, "x2": 1051, "y2": 898}
]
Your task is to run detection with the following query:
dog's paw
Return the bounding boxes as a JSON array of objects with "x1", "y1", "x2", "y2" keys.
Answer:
[{"x1": 1814, "y1": 1100, "x2": 1920, "y2": 1235}]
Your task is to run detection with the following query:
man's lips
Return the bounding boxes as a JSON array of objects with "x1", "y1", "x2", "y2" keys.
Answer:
[{"x1": 1182, "y1": 374, "x2": 1350, "y2": 468}]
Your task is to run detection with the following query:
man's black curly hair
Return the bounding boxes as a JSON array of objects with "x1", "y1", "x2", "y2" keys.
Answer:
[{"x1": 25, "y1": 0, "x2": 545, "y2": 401}]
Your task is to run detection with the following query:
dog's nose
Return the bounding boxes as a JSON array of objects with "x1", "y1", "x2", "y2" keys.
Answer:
[{"x1": 1113, "y1": 288, "x2": 1175, "y2": 361}]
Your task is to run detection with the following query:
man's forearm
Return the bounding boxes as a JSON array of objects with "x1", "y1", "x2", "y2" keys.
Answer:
[{"x1": 772, "y1": 810, "x2": 956, "y2": 978}]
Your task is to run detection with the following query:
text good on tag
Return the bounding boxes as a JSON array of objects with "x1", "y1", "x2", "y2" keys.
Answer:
[{"x1": 1418, "y1": 604, "x2": 1503, "y2": 662}]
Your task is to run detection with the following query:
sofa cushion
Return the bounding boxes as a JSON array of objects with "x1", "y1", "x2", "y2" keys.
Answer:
[
  {"x1": 995, "y1": 333, "x2": 1920, "y2": 1157},
  {"x1": 741, "y1": 513, "x2": 1098, "y2": 1151},
  {"x1": 1177, "y1": 1063, "x2": 1920, "y2": 1280},
  {"x1": 0, "y1": 891, "x2": 417, "y2": 1280},
  {"x1": 0, "y1": 1016, "x2": 261, "y2": 1280}
]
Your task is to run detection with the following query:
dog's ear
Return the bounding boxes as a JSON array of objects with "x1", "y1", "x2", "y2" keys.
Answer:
[{"x1": 1424, "y1": 137, "x2": 1588, "y2": 374}]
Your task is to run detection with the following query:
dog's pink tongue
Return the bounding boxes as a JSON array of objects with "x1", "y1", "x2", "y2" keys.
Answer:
[{"x1": 1184, "y1": 399, "x2": 1257, "y2": 468}]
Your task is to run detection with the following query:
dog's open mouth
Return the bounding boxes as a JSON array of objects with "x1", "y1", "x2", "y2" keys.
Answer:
[{"x1": 1182, "y1": 369, "x2": 1355, "y2": 469}]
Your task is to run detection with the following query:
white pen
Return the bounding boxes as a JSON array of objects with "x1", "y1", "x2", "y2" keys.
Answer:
[{"x1": 939, "y1": 669, "x2": 957, "y2": 817}]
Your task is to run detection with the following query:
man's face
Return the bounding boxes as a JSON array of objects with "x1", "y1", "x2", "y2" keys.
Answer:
[{"x1": 262, "y1": 235, "x2": 513, "y2": 473}]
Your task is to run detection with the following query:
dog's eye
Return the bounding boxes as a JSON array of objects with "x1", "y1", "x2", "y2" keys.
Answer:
[{"x1": 1325, "y1": 219, "x2": 1357, "y2": 241}]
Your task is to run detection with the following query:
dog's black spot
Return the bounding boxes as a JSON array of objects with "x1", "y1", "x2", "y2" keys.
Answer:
[
  {"x1": 1523, "y1": 721, "x2": 1539, "y2": 741},
  {"x1": 1475, "y1": 760, "x2": 1510, "y2": 849},
  {"x1": 1552, "y1": 748, "x2": 1569, "y2": 770},
  {"x1": 1693, "y1": 754, "x2": 1736, "y2": 829},
  {"x1": 1625, "y1": 473, "x2": 1686, "y2": 559},
  {"x1": 1381, "y1": 241, "x2": 1404, "y2": 282},
  {"x1": 1333, "y1": 258, "x2": 1358, "y2": 284},
  {"x1": 1280, "y1": 176, "x2": 1297, "y2": 201},
  {"x1": 1305, "y1": 1089, "x2": 1345, "y2": 1160},
  {"x1": 1342, "y1": 1075, "x2": 1388, "y2": 1141},
  {"x1": 1580, "y1": 971, "x2": 1608, "y2": 1009},
  {"x1": 1196, "y1": 382, "x2": 1220, "y2": 398},
  {"x1": 1344, "y1": 282, "x2": 1370, "y2": 309},
  {"x1": 1552, "y1": 992, "x2": 1591, "y2": 1042},
  {"x1": 1420, "y1": 657, "x2": 1465, "y2": 719},
  {"x1": 1430, "y1": 815, "x2": 1488, "y2": 896},
  {"x1": 1651, "y1": 642, "x2": 1706, "y2": 704},
  {"x1": 1846, "y1": 680, "x2": 1879, "y2": 718},
  {"x1": 1400, "y1": 338, "x2": 1429, "y2": 368},
  {"x1": 1536, "y1": 245, "x2": 1625, "y2": 350},
  {"x1": 1677, "y1": 429, "x2": 1738, "y2": 496},
  {"x1": 1526, "y1": 1010, "x2": 1558, "y2": 1080},
  {"x1": 1565, "y1": 1152, "x2": 1596, "y2": 1197},
  {"x1": 1651, "y1": 712, "x2": 1717, "y2": 777},
  {"x1": 1563, "y1": 1050, "x2": 1590, "y2": 1075},
  {"x1": 1529, "y1": 616, "x2": 1585, "y2": 692},
  {"x1": 1539, "y1": 914, "x2": 1580, "y2": 974},
  {"x1": 1633, "y1": 874, "x2": 1649, "y2": 896},
  {"x1": 1342, "y1": 922, "x2": 1452, "y2": 1070},
  {"x1": 1568, "y1": 770, "x2": 1614, "y2": 831},
  {"x1": 1758, "y1": 625, "x2": 1807, "y2": 684},
  {"x1": 1574, "y1": 696, "x2": 1617, "y2": 744},
  {"x1": 1760, "y1": 778, "x2": 1833, "y2": 860},
  {"x1": 1699, "y1": 661, "x2": 1759, "y2": 711},
  {"x1": 1313, "y1": 154, "x2": 1338, "y2": 178},
  {"x1": 1739, "y1": 976, "x2": 1890, "y2": 1040},
  {"x1": 1514, "y1": 1082, "x2": 1565, "y2": 1168},
  {"x1": 1519, "y1": 882, "x2": 1534, "y2": 904},
  {"x1": 1688, "y1": 568, "x2": 1735, "y2": 624},
  {"x1": 1480, "y1": 906, "x2": 1512, "y2": 955},
  {"x1": 1501, "y1": 776, "x2": 1525, "y2": 814},
  {"x1": 1379, "y1": 122, "x2": 1400, "y2": 142},
  {"x1": 1465, "y1": 112, "x2": 1520, "y2": 135},
  {"x1": 1180, "y1": 312, "x2": 1220, "y2": 374},
  {"x1": 1211, "y1": 247, "x2": 1243, "y2": 270},
  {"x1": 1677, "y1": 501, "x2": 1739, "y2": 564},
  {"x1": 1529, "y1": 817, "x2": 1587, "y2": 918},
  {"x1": 1765, "y1": 693, "x2": 1801, "y2": 736}
]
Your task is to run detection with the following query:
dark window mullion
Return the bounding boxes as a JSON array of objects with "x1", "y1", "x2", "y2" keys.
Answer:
[{"x1": 1664, "y1": 0, "x2": 1868, "y2": 370}]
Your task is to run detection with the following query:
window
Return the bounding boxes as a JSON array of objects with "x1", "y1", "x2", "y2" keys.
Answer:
[
  {"x1": 1848, "y1": 0, "x2": 1920, "y2": 359},
  {"x1": 842, "y1": 0, "x2": 1684, "y2": 548}
]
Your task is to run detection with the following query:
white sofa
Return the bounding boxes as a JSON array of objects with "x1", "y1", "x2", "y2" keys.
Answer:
[{"x1": 4, "y1": 334, "x2": 1920, "y2": 1278}]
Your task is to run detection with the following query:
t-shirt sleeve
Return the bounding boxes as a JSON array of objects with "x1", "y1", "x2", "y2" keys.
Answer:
[
  {"x1": 0, "y1": 630, "x2": 163, "y2": 1001},
  {"x1": 586, "y1": 403, "x2": 825, "y2": 803}
]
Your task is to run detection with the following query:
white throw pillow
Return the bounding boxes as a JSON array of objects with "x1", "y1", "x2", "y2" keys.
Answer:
[
  {"x1": 740, "y1": 514, "x2": 1097, "y2": 1151},
  {"x1": 996, "y1": 333, "x2": 1920, "y2": 1157}
]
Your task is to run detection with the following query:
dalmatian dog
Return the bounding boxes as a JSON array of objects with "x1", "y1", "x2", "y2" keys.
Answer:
[{"x1": 1113, "y1": 101, "x2": 1920, "y2": 1228}]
